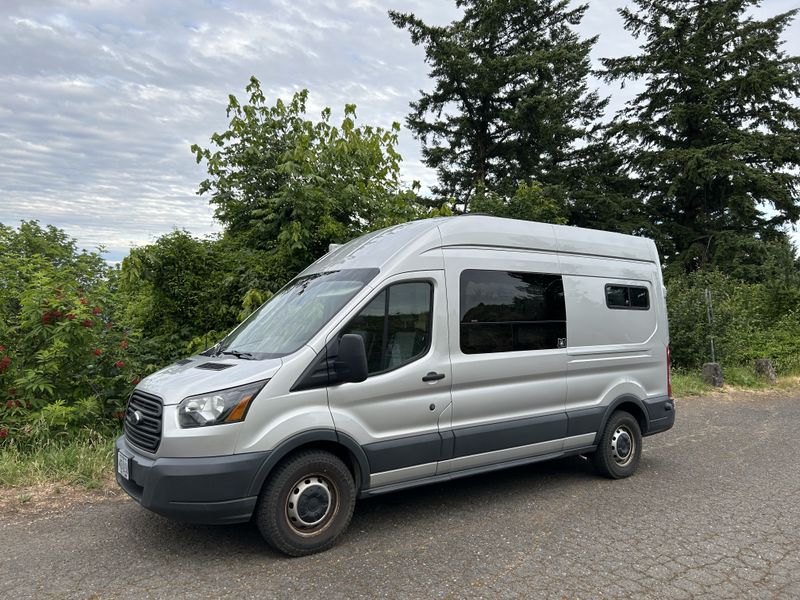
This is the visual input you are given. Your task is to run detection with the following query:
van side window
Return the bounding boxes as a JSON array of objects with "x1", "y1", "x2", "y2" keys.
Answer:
[
  {"x1": 460, "y1": 270, "x2": 566, "y2": 354},
  {"x1": 341, "y1": 282, "x2": 432, "y2": 374},
  {"x1": 606, "y1": 285, "x2": 650, "y2": 310}
]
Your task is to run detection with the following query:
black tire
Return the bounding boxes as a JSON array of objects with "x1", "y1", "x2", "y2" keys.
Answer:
[
  {"x1": 255, "y1": 450, "x2": 356, "y2": 556},
  {"x1": 590, "y1": 410, "x2": 642, "y2": 479}
]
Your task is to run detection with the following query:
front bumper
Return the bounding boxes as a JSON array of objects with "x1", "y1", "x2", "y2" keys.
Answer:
[{"x1": 115, "y1": 436, "x2": 269, "y2": 525}]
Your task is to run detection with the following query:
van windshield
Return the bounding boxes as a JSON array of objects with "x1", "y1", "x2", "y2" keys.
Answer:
[{"x1": 216, "y1": 268, "x2": 379, "y2": 359}]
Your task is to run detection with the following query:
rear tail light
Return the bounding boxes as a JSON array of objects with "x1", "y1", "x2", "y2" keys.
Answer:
[{"x1": 666, "y1": 345, "x2": 672, "y2": 398}]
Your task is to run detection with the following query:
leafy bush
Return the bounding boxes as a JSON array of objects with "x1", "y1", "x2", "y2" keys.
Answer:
[
  {"x1": 117, "y1": 231, "x2": 287, "y2": 366},
  {"x1": 667, "y1": 270, "x2": 800, "y2": 373},
  {"x1": 0, "y1": 222, "x2": 143, "y2": 448}
]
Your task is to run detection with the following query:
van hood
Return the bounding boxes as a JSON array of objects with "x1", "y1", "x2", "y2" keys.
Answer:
[{"x1": 134, "y1": 355, "x2": 283, "y2": 405}]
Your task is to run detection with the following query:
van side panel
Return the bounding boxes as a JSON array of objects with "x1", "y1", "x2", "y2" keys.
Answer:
[
  {"x1": 440, "y1": 246, "x2": 568, "y2": 473},
  {"x1": 234, "y1": 346, "x2": 336, "y2": 454},
  {"x1": 559, "y1": 254, "x2": 668, "y2": 417},
  {"x1": 326, "y1": 270, "x2": 453, "y2": 488}
]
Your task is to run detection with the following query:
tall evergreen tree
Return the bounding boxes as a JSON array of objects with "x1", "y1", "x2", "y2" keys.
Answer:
[
  {"x1": 603, "y1": 0, "x2": 800, "y2": 273},
  {"x1": 389, "y1": 0, "x2": 606, "y2": 211},
  {"x1": 566, "y1": 137, "x2": 649, "y2": 235}
]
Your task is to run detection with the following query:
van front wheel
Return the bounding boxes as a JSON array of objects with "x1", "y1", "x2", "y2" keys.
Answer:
[
  {"x1": 590, "y1": 411, "x2": 642, "y2": 479},
  {"x1": 255, "y1": 450, "x2": 356, "y2": 556}
]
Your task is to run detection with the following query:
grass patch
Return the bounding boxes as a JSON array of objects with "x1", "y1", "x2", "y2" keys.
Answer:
[
  {"x1": 0, "y1": 434, "x2": 116, "y2": 490},
  {"x1": 671, "y1": 371, "x2": 713, "y2": 397},
  {"x1": 723, "y1": 365, "x2": 771, "y2": 389},
  {"x1": 672, "y1": 365, "x2": 800, "y2": 398}
]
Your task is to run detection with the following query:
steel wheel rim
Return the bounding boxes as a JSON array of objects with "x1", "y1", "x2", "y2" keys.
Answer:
[
  {"x1": 285, "y1": 473, "x2": 339, "y2": 536},
  {"x1": 611, "y1": 425, "x2": 635, "y2": 467}
]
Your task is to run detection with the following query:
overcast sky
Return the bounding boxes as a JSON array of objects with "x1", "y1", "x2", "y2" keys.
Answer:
[{"x1": 1, "y1": 0, "x2": 798, "y2": 262}]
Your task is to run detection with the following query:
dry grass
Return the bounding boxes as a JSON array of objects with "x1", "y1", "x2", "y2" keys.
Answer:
[
  {"x1": 0, "y1": 479, "x2": 124, "y2": 523},
  {"x1": 672, "y1": 369, "x2": 800, "y2": 398}
]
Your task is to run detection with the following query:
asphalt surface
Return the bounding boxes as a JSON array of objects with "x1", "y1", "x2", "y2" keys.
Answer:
[{"x1": 3, "y1": 391, "x2": 800, "y2": 599}]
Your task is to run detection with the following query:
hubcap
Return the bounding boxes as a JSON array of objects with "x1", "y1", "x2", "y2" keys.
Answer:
[
  {"x1": 286, "y1": 475, "x2": 335, "y2": 533},
  {"x1": 611, "y1": 426, "x2": 635, "y2": 467}
]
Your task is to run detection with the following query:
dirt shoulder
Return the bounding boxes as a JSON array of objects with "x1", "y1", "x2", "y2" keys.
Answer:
[{"x1": 0, "y1": 476, "x2": 124, "y2": 524}]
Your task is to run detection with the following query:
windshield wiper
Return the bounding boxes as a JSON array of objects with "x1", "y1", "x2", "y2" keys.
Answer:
[{"x1": 219, "y1": 350, "x2": 256, "y2": 360}]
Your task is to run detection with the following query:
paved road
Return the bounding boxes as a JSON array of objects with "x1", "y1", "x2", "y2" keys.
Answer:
[{"x1": 3, "y1": 392, "x2": 800, "y2": 599}]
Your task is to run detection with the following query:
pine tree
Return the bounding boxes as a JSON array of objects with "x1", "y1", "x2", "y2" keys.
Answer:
[
  {"x1": 389, "y1": 0, "x2": 606, "y2": 211},
  {"x1": 603, "y1": 0, "x2": 800, "y2": 273}
]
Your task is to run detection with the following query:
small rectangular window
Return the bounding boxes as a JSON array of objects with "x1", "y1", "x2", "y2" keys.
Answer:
[
  {"x1": 460, "y1": 270, "x2": 566, "y2": 354},
  {"x1": 605, "y1": 285, "x2": 650, "y2": 310}
]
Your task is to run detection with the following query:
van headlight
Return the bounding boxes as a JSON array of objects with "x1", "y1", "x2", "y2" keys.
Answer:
[{"x1": 177, "y1": 380, "x2": 268, "y2": 428}]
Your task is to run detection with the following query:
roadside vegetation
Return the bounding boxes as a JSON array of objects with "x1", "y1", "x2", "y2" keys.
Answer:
[
  {"x1": 0, "y1": 433, "x2": 113, "y2": 490},
  {"x1": 2, "y1": 0, "x2": 800, "y2": 488},
  {"x1": 671, "y1": 370, "x2": 800, "y2": 398}
]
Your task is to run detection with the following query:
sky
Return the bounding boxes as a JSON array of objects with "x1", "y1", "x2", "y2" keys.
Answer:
[{"x1": 1, "y1": 0, "x2": 799, "y2": 262}]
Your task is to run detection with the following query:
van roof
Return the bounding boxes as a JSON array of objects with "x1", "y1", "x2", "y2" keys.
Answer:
[{"x1": 299, "y1": 215, "x2": 658, "y2": 277}]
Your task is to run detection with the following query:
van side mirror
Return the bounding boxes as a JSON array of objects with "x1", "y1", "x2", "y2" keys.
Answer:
[{"x1": 334, "y1": 334, "x2": 368, "y2": 383}]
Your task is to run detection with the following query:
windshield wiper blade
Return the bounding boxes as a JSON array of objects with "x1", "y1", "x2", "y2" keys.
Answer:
[{"x1": 219, "y1": 350, "x2": 256, "y2": 360}]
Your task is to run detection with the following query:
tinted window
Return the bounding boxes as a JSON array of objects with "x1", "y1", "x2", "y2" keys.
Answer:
[
  {"x1": 344, "y1": 290, "x2": 387, "y2": 373},
  {"x1": 606, "y1": 285, "x2": 650, "y2": 310},
  {"x1": 460, "y1": 270, "x2": 566, "y2": 354},
  {"x1": 630, "y1": 287, "x2": 649, "y2": 309},
  {"x1": 341, "y1": 282, "x2": 432, "y2": 374}
]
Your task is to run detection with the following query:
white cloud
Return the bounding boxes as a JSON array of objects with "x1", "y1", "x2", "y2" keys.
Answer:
[{"x1": 0, "y1": 0, "x2": 797, "y2": 261}]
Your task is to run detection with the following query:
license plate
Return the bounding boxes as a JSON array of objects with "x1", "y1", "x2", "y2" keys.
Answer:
[{"x1": 117, "y1": 449, "x2": 130, "y2": 480}]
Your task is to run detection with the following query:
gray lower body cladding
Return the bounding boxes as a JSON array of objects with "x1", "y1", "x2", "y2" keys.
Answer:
[
  {"x1": 115, "y1": 436, "x2": 269, "y2": 525},
  {"x1": 115, "y1": 396, "x2": 674, "y2": 524},
  {"x1": 362, "y1": 395, "x2": 675, "y2": 474}
]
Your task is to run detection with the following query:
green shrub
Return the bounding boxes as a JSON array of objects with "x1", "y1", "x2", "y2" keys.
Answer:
[
  {"x1": 667, "y1": 270, "x2": 800, "y2": 374},
  {"x1": 0, "y1": 222, "x2": 143, "y2": 449}
]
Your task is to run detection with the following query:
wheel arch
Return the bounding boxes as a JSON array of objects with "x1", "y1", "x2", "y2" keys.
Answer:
[
  {"x1": 594, "y1": 395, "x2": 650, "y2": 444},
  {"x1": 247, "y1": 429, "x2": 370, "y2": 497}
]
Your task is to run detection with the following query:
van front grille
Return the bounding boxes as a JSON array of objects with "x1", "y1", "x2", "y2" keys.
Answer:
[{"x1": 124, "y1": 390, "x2": 163, "y2": 452}]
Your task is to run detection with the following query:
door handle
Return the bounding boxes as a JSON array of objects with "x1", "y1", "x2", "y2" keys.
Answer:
[{"x1": 422, "y1": 371, "x2": 445, "y2": 382}]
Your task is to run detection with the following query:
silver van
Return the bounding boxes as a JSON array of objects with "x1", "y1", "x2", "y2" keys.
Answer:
[{"x1": 116, "y1": 215, "x2": 675, "y2": 556}]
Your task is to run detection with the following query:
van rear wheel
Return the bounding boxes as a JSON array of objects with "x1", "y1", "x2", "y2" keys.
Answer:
[
  {"x1": 255, "y1": 450, "x2": 356, "y2": 556},
  {"x1": 590, "y1": 411, "x2": 642, "y2": 479}
]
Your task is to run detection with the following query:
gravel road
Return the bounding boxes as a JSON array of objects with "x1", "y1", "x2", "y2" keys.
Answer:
[{"x1": 3, "y1": 391, "x2": 799, "y2": 599}]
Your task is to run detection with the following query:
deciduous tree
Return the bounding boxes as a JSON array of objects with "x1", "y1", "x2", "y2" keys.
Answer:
[{"x1": 191, "y1": 77, "x2": 426, "y2": 274}]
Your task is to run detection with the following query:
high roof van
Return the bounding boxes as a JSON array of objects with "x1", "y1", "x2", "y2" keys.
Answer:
[{"x1": 116, "y1": 215, "x2": 675, "y2": 556}]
